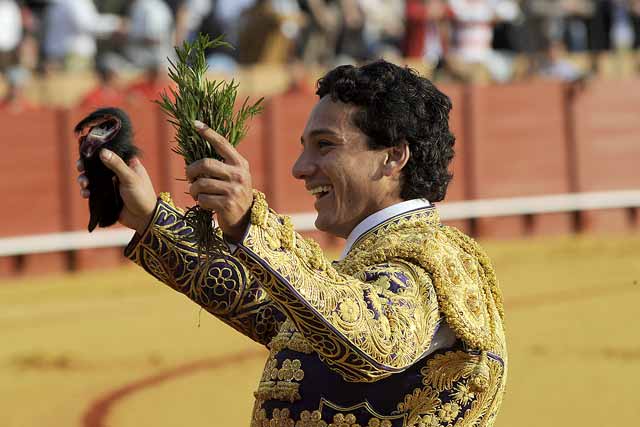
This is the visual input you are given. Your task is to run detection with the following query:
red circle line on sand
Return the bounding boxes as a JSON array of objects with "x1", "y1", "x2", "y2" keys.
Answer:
[
  {"x1": 82, "y1": 282, "x2": 638, "y2": 427},
  {"x1": 82, "y1": 348, "x2": 265, "y2": 427}
]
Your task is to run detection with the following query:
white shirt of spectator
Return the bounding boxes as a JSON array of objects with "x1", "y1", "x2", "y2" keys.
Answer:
[
  {"x1": 126, "y1": 0, "x2": 174, "y2": 68},
  {"x1": 0, "y1": 0, "x2": 22, "y2": 52},
  {"x1": 448, "y1": 0, "x2": 518, "y2": 63},
  {"x1": 44, "y1": 0, "x2": 121, "y2": 61}
]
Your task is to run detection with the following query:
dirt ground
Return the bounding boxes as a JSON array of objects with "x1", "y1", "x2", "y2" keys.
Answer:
[{"x1": 1, "y1": 234, "x2": 639, "y2": 426}]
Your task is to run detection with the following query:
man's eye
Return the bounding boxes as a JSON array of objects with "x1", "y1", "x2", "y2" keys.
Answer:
[{"x1": 318, "y1": 140, "x2": 333, "y2": 149}]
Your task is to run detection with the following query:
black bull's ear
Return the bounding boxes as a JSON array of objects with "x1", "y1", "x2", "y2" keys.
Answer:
[{"x1": 74, "y1": 107, "x2": 138, "y2": 232}]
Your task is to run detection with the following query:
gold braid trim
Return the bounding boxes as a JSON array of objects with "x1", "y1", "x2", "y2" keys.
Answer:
[
  {"x1": 439, "y1": 226, "x2": 505, "y2": 322},
  {"x1": 158, "y1": 192, "x2": 182, "y2": 213},
  {"x1": 338, "y1": 215, "x2": 504, "y2": 354}
]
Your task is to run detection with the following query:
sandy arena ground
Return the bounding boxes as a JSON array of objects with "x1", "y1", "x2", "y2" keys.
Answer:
[{"x1": 1, "y1": 235, "x2": 639, "y2": 426}]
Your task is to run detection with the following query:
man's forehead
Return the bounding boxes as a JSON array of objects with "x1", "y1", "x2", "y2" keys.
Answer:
[{"x1": 303, "y1": 97, "x2": 359, "y2": 137}]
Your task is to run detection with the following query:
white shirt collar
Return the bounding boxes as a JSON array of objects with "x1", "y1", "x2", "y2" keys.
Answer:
[{"x1": 339, "y1": 199, "x2": 431, "y2": 260}]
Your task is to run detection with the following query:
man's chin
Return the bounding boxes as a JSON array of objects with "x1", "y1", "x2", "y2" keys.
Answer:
[{"x1": 314, "y1": 215, "x2": 347, "y2": 239}]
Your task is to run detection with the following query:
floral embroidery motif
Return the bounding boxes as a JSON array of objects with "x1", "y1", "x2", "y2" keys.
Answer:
[
  {"x1": 255, "y1": 357, "x2": 305, "y2": 402},
  {"x1": 438, "y1": 402, "x2": 460, "y2": 423},
  {"x1": 451, "y1": 383, "x2": 475, "y2": 406},
  {"x1": 125, "y1": 199, "x2": 285, "y2": 346},
  {"x1": 269, "y1": 319, "x2": 314, "y2": 354},
  {"x1": 251, "y1": 408, "x2": 395, "y2": 427}
]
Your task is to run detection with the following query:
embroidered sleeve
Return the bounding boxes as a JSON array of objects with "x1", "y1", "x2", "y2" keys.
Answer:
[
  {"x1": 124, "y1": 194, "x2": 285, "y2": 346},
  {"x1": 234, "y1": 192, "x2": 441, "y2": 382}
]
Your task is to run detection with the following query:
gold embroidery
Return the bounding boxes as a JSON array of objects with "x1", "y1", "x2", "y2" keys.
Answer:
[
  {"x1": 297, "y1": 410, "x2": 326, "y2": 427},
  {"x1": 252, "y1": 407, "x2": 395, "y2": 427},
  {"x1": 438, "y1": 402, "x2": 460, "y2": 423},
  {"x1": 396, "y1": 387, "x2": 439, "y2": 426},
  {"x1": 394, "y1": 350, "x2": 506, "y2": 427},
  {"x1": 269, "y1": 320, "x2": 314, "y2": 354},
  {"x1": 240, "y1": 197, "x2": 442, "y2": 381},
  {"x1": 125, "y1": 197, "x2": 284, "y2": 346},
  {"x1": 255, "y1": 357, "x2": 305, "y2": 402},
  {"x1": 338, "y1": 219, "x2": 504, "y2": 354}
]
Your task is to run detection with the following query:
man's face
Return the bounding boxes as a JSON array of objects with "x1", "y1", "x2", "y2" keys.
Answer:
[{"x1": 292, "y1": 96, "x2": 403, "y2": 238}]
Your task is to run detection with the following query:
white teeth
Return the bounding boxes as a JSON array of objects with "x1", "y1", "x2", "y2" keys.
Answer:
[{"x1": 309, "y1": 185, "x2": 332, "y2": 196}]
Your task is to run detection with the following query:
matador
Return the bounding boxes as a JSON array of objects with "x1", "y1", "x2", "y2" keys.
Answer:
[{"x1": 78, "y1": 60, "x2": 507, "y2": 427}]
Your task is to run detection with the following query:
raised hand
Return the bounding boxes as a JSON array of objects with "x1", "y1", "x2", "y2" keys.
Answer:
[
  {"x1": 186, "y1": 120, "x2": 254, "y2": 243},
  {"x1": 77, "y1": 151, "x2": 157, "y2": 234}
]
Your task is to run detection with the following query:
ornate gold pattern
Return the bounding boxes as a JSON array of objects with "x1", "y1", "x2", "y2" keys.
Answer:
[
  {"x1": 127, "y1": 191, "x2": 507, "y2": 427},
  {"x1": 269, "y1": 319, "x2": 315, "y2": 354},
  {"x1": 125, "y1": 198, "x2": 285, "y2": 346},
  {"x1": 238, "y1": 198, "x2": 441, "y2": 381},
  {"x1": 255, "y1": 357, "x2": 306, "y2": 402},
  {"x1": 251, "y1": 407, "x2": 396, "y2": 427},
  {"x1": 336, "y1": 216, "x2": 505, "y2": 354}
]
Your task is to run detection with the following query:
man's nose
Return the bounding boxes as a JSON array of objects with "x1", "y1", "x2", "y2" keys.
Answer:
[{"x1": 292, "y1": 150, "x2": 316, "y2": 180}]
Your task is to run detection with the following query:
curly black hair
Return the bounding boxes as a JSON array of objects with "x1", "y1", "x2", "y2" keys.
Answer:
[{"x1": 316, "y1": 60, "x2": 455, "y2": 202}]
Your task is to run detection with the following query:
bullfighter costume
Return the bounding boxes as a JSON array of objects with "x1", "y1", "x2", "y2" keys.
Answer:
[{"x1": 125, "y1": 191, "x2": 507, "y2": 427}]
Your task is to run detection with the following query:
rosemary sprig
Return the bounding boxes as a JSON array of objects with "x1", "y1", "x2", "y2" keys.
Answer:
[{"x1": 156, "y1": 34, "x2": 263, "y2": 257}]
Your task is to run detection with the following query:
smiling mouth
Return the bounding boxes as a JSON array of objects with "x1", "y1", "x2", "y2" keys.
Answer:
[{"x1": 309, "y1": 185, "x2": 333, "y2": 200}]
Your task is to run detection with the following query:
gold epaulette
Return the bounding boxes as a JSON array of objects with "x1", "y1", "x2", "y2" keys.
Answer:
[{"x1": 339, "y1": 216, "x2": 505, "y2": 355}]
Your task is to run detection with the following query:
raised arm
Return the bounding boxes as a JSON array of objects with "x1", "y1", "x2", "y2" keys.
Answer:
[
  {"x1": 123, "y1": 194, "x2": 285, "y2": 345},
  {"x1": 77, "y1": 149, "x2": 285, "y2": 345}
]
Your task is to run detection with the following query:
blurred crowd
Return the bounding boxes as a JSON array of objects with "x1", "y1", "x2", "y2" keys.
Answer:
[{"x1": 2, "y1": 0, "x2": 640, "y2": 111}]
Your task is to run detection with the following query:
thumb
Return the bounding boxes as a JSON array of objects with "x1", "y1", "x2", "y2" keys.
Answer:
[{"x1": 100, "y1": 149, "x2": 135, "y2": 183}]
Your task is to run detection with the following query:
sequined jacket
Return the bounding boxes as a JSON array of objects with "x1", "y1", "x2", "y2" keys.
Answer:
[{"x1": 125, "y1": 191, "x2": 507, "y2": 427}]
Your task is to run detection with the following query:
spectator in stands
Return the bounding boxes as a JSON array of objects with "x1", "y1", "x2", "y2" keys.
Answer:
[
  {"x1": 0, "y1": 66, "x2": 35, "y2": 112},
  {"x1": 562, "y1": 0, "x2": 594, "y2": 52},
  {"x1": 162, "y1": 0, "x2": 189, "y2": 44},
  {"x1": 0, "y1": 0, "x2": 23, "y2": 76},
  {"x1": 447, "y1": 0, "x2": 520, "y2": 82},
  {"x1": 358, "y1": 0, "x2": 404, "y2": 58},
  {"x1": 79, "y1": 57, "x2": 125, "y2": 108},
  {"x1": 537, "y1": 38, "x2": 583, "y2": 81},
  {"x1": 237, "y1": 0, "x2": 302, "y2": 66},
  {"x1": 334, "y1": 0, "x2": 368, "y2": 62},
  {"x1": 403, "y1": 0, "x2": 451, "y2": 66},
  {"x1": 295, "y1": 0, "x2": 341, "y2": 65},
  {"x1": 123, "y1": 0, "x2": 174, "y2": 71},
  {"x1": 43, "y1": 0, "x2": 123, "y2": 72}
]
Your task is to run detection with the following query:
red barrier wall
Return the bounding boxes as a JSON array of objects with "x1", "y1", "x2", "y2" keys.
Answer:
[
  {"x1": 572, "y1": 78, "x2": 640, "y2": 232},
  {"x1": 0, "y1": 109, "x2": 68, "y2": 274},
  {"x1": 467, "y1": 81, "x2": 574, "y2": 239},
  {"x1": 438, "y1": 84, "x2": 470, "y2": 233},
  {"x1": 2, "y1": 79, "x2": 639, "y2": 276}
]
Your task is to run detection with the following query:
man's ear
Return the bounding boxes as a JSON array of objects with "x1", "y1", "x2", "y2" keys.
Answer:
[{"x1": 382, "y1": 142, "x2": 410, "y2": 177}]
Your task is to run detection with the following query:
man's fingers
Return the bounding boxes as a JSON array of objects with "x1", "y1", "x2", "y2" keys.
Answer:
[
  {"x1": 189, "y1": 177, "x2": 233, "y2": 201},
  {"x1": 76, "y1": 159, "x2": 85, "y2": 173},
  {"x1": 193, "y1": 120, "x2": 244, "y2": 166},
  {"x1": 81, "y1": 189, "x2": 90, "y2": 199},
  {"x1": 99, "y1": 149, "x2": 135, "y2": 183},
  {"x1": 77, "y1": 174, "x2": 89, "y2": 189},
  {"x1": 196, "y1": 193, "x2": 229, "y2": 211},
  {"x1": 185, "y1": 157, "x2": 233, "y2": 183}
]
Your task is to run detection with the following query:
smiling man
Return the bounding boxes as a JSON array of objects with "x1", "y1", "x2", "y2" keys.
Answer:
[{"x1": 78, "y1": 60, "x2": 507, "y2": 426}]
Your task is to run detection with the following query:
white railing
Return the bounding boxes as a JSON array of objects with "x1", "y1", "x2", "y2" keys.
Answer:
[{"x1": 1, "y1": 190, "x2": 638, "y2": 257}]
